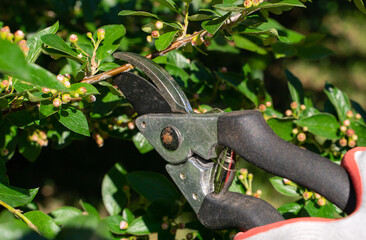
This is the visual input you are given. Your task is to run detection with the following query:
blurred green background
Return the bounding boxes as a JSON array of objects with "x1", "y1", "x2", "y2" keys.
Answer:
[{"x1": 1, "y1": 0, "x2": 365, "y2": 215}]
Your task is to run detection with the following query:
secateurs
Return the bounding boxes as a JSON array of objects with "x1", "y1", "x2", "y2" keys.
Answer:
[{"x1": 112, "y1": 52, "x2": 356, "y2": 231}]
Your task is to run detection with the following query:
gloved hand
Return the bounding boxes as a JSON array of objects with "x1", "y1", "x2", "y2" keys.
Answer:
[{"x1": 234, "y1": 147, "x2": 366, "y2": 240}]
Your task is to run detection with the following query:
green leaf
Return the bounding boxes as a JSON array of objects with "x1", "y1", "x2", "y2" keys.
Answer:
[
  {"x1": 5, "y1": 109, "x2": 37, "y2": 128},
  {"x1": 269, "y1": 176, "x2": 300, "y2": 197},
  {"x1": 69, "y1": 83, "x2": 100, "y2": 95},
  {"x1": 118, "y1": 10, "x2": 159, "y2": 18},
  {"x1": 132, "y1": 132, "x2": 154, "y2": 154},
  {"x1": 233, "y1": 34, "x2": 267, "y2": 55},
  {"x1": 103, "y1": 215, "x2": 126, "y2": 234},
  {"x1": 102, "y1": 163, "x2": 128, "y2": 216},
  {"x1": 166, "y1": 51, "x2": 190, "y2": 69},
  {"x1": 303, "y1": 201, "x2": 336, "y2": 218},
  {"x1": 213, "y1": 3, "x2": 245, "y2": 12},
  {"x1": 80, "y1": 201, "x2": 100, "y2": 218},
  {"x1": 24, "y1": 211, "x2": 60, "y2": 239},
  {"x1": 297, "y1": 45, "x2": 334, "y2": 60},
  {"x1": 123, "y1": 208, "x2": 135, "y2": 224},
  {"x1": 18, "y1": 131, "x2": 42, "y2": 162},
  {"x1": 98, "y1": 81, "x2": 123, "y2": 96},
  {"x1": 277, "y1": 202, "x2": 303, "y2": 215},
  {"x1": 51, "y1": 206, "x2": 82, "y2": 225},
  {"x1": 41, "y1": 34, "x2": 79, "y2": 58},
  {"x1": 350, "y1": 121, "x2": 366, "y2": 146},
  {"x1": 98, "y1": 62, "x2": 120, "y2": 72},
  {"x1": 324, "y1": 83, "x2": 352, "y2": 122},
  {"x1": 0, "y1": 40, "x2": 27, "y2": 76},
  {"x1": 154, "y1": 0, "x2": 182, "y2": 15},
  {"x1": 295, "y1": 113, "x2": 340, "y2": 140},
  {"x1": 96, "y1": 25, "x2": 126, "y2": 61},
  {"x1": 216, "y1": 72, "x2": 258, "y2": 105},
  {"x1": 127, "y1": 216, "x2": 161, "y2": 235},
  {"x1": 0, "y1": 212, "x2": 34, "y2": 240},
  {"x1": 258, "y1": 0, "x2": 305, "y2": 9},
  {"x1": 0, "y1": 183, "x2": 38, "y2": 207},
  {"x1": 126, "y1": 171, "x2": 180, "y2": 202},
  {"x1": 267, "y1": 118, "x2": 294, "y2": 141},
  {"x1": 354, "y1": 0, "x2": 366, "y2": 14},
  {"x1": 189, "y1": 14, "x2": 215, "y2": 21},
  {"x1": 0, "y1": 120, "x2": 18, "y2": 162},
  {"x1": 26, "y1": 22, "x2": 59, "y2": 63},
  {"x1": 202, "y1": 12, "x2": 231, "y2": 35},
  {"x1": 27, "y1": 63, "x2": 69, "y2": 91},
  {"x1": 40, "y1": 100, "x2": 59, "y2": 118},
  {"x1": 285, "y1": 69, "x2": 304, "y2": 104},
  {"x1": 25, "y1": 90, "x2": 49, "y2": 103},
  {"x1": 155, "y1": 30, "x2": 178, "y2": 51},
  {"x1": 56, "y1": 105, "x2": 90, "y2": 137}
]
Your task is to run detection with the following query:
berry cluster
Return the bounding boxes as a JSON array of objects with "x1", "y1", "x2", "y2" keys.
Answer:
[
  {"x1": 244, "y1": 0, "x2": 264, "y2": 8},
  {"x1": 338, "y1": 110, "x2": 361, "y2": 148},
  {"x1": 146, "y1": 21, "x2": 164, "y2": 43},
  {"x1": 29, "y1": 130, "x2": 49, "y2": 147},
  {"x1": 238, "y1": 168, "x2": 262, "y2": 198},
  {"x1": 1, "y1": 26, "x2": 28, "y2": 55},
  {"x1": 283, "y1": 178, "x2": 327, "y2": 206}
]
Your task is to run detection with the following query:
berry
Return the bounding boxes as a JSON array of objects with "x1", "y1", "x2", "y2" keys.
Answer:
[
  {"x1": 87, "y1": 95, "x2": 96, "y2": 103},
  {"x1": 1, "y1": 149, "x2": 9, "y2": 156},
  {"x1": 314, "y1": 193, "x2": 321, "y2": 199},
  {"x1": 252, "y1": 0, "x2": 261, "y2": 6},
  {"x1": 57, "y1": 74, "x2": 65, "y2": 82},
  {"x1": 285, "y1": 109, "x2": 292, "y2": 116},
  {"x1": 352, "y1": 134, "x2": 358, "y2": 141},
  {"x1": 355, "y1": 113, "x2": 362, "y2": 119},
  {"x1": 151, "y1": 30, "x2": 160, "y2": 38},
  {"x1": 161, "y1": 222, "x2": 169, "y2": 230},
  {"x1": 1, "y1": 80, "x2": 9, "y2": 88},
  {"x1": 0, "y1": 26, "x2": 10, "y2": 40},
  {"x1": 265, "y1": 101, "x2": 272, "y2": 107},
  {"x1": 240, "y1": 168, "x2": 248, "y2": 174},
  {"x1": 259, "y1": 104, "x2": 266, "y2": 112},
  {"x1": 127, "y1": 122, "x2": 135, "y2": 130},
  {"x1": 303, "y1": 191, "x2": 313, "y2": 200},
  {"x1": 339, "y1": 138, "x2": 347, "y2": 147},
  {"x1": 146, "y1": 35, "x2": 153, "y2": 43},
  {"x1": 63, "y1": 81, "x2": 71, "y2": 88},
  {"x1": 292, "y1": 128, "x2": 299, "y2": 135},
  {"x1": 248, "y1": 173, "x2": 253, "y2": 180},
  {"x1": 238, "y1": 175, "x2": 244, "y2": 180},
  {"x1": 6, "y1": 33, "x2": 14, "y2": 42},
  {"x1": 69, "y1": 34, "x2": 78, "y2": 43},
  {"x1": 283, "y1": 178, "x2": 292, "y2": 185},
  {"x1": 155, "y1": 21, "x2": 164, "y2": 30},
  {"x1": 61, "y1": 94, "x2": 71, "y2": 103},
  {"x1": 77, "y1": 87, "x2": 87, "y2": 95},
  {"x1": 317, "y1": 197, "x2": 326, "y2": 206},
  {"x1": 300, "y1": 104, "x2": 306, "y2": 110},
  {"x1": 290, "y1": 102, "x2": 298, "y2": 109},
  {"x1": 119, "y1": 220, "x2": 128, "y2": 230},
  {"x1": 97, "y1": 29, "x2": 105, "y2": 40},
  {"x1": 53, "y1": 98, "x2": 62, "y2": 107},
  {"x1": 246, "y1": 190, "x2": 252, "y2": 195},
  {"x1": 343, "y1": 119, "x2": 351, "y2": 127},
  {"x1": 348, "y1": 140, "x2": 357, "y2": 148},
  {"x1": 50, "y1": 89, "x2": 58, "y2": 95},
  {"x1": 297, "y1": 132, "x2": 306, "y2": 142},
  {"x1": 14, "y1": 30, "x2": 25, "y2": 43},
  {"x1": 93, "y1": 133, "x2": 104, "y2": 147},
  {"x1": 302, "y1": 126, "x2": 308, "y2": 132},
  {"x1": 346, "y1": 129, "x2": 355, "y2": 137},
  {"x1": 346, "y1": 110, "x2": 354, "y2": 118},
  {"x1": 86, "y1": 32, "x2": 93, "y2": 39},
  {"x1": 340, "y1": 125, "x2": 347, "y2": 132},
  {"x1": 244, "y1": 0, "x2": 253, "y2": 8},
  {"x1": 42, "y1": 87, "x2": 50, "y2": 94}
]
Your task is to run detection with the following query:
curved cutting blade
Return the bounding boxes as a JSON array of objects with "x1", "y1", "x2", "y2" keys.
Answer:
[
  {"x1": 114, "y1": 72, "x2": 173, "y2": 115},
  {"x1": 113, "y1": 52, "x2": 193, "y2": 114}
]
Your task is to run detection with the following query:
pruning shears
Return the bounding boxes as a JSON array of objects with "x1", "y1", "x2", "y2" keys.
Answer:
[{"x1": 113, "y1": 52, "x2": 366, "y2": 239}]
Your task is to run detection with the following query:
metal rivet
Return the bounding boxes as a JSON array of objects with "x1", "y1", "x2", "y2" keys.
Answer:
[
  {"x1": 180, "y1": 173, "x2": 186, "y2": 180},
  {"x1": 160, "y1": 126, "x2": 180, "y2": 151},
  {"x1": 192, "y1": 193, "x2": 198, "y2": 200}
]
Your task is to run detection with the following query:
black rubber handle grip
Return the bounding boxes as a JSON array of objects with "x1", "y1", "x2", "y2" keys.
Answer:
[
  {"x1": 217, "y1": 110, "x2": 356, "y2": 213},
  {"x1": 197, "y1": 191, "x2": 284, "y2": 230}
]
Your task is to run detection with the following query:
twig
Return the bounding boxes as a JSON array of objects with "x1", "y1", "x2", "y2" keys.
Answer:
[
  {"x1": 0, "y1": 200, "x2": 40, "y2": 234},
  {"x1": 81, "y1": 11, "x2": 252, "y2": 85}
]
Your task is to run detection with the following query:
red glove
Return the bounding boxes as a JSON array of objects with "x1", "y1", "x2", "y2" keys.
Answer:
[{"x1": 235, "y1": 147, "x2": 366, "y2": 240}]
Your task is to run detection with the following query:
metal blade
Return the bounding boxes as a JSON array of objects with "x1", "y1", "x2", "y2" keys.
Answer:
[
  {"x1": 113, "y1": 52, "x2": 193, "y2": 114},
  {"x1": 114, "y1": 72, "x2": 173, "y2": 115}
]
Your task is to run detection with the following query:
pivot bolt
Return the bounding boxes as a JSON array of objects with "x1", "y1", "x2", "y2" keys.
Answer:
[{"x1": 160, "y1": 126, "x2": 181, "y2": 151}]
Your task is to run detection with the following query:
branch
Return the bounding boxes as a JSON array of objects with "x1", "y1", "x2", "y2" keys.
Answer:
[{"x1": 80, "y1": 12, "x2": 246, "y2": 85}]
